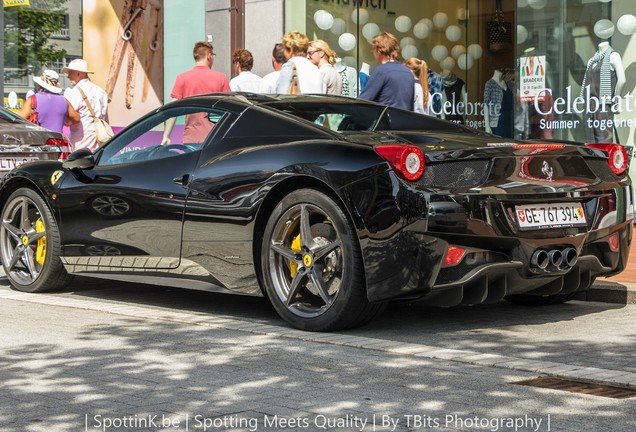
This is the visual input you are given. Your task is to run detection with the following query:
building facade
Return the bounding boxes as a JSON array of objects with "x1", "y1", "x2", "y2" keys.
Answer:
[{"x1": 3, "y1": 0, "x2": 636, "y2": 155}]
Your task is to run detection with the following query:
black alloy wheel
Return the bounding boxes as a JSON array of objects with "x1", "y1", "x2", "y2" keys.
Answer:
[
  {"x1": 260, "y1": 188, "x2": 384, "y2": 331},
  {"x1": 0, "y1": 188, "x2": 72, "y2": 292}
]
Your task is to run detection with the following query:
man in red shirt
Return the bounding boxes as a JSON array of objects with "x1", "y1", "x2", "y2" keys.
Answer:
[{"x1": 162, "y1": 41, "x2": 230, "y2": 144}]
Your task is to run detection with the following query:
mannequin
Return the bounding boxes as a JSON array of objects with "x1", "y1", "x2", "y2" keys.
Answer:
[
  {"x1": 483, "y1": 69, "x2": 513, "y2": 136},
  {"x1": 427, "y1": 68, "x2": 443, "y2": 116},
  {"x1": 581, "y1": 28, "x2": 626, "y2": 142},
  {"x1": 334, "y1": 57, "x2": 358, "y2": 97},
  {"x1": 441, "y1": 69, "x2": 466, "y2": 124}
]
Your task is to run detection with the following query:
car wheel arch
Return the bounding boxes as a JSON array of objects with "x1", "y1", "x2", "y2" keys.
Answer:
[
  {"x1": 252, "y1": 175, "x2": 358, "y2": 296},
  {"x1": 0, "y1": 178, "x2": 49, "y2": 212}
]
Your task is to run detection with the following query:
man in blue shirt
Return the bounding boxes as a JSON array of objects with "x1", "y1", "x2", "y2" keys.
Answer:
[{"x1": 359, "y1": 32, "x2": 414, "y2": 110}]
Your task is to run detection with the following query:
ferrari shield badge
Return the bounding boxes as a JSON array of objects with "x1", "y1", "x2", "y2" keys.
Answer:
[{"x1": 51, "y1": 170, "x2": 64, "y2": 185}]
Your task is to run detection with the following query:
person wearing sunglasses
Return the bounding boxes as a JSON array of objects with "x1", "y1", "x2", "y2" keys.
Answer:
[{"x1": 307, "y1": 40, "x2": 342, "y2": 96}]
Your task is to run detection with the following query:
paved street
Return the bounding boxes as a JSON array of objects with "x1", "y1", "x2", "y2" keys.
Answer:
[{"x1": 0, "y1": 274, "x2": 635, "y2": 432}]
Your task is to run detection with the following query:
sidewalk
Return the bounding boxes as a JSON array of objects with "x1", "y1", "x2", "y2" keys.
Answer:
[{"x1": 580, "y1": 229, "x2": 636, "y2": 305}]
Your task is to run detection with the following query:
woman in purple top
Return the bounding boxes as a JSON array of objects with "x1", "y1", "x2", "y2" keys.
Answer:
[
  {"x1": 359, "y1": 32, "x2": 414, "y2": 110},
  {"x1": 18, "y1": 70, "x2": 79, "y2": 133}
]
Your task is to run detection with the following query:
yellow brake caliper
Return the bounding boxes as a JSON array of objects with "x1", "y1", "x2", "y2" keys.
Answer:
[
  {"x1": 35, "y1": 218, "x2": 46, "y2": 266},
  {"x1": 289, "y1": 234, "x2": 301, "y2": 277}
]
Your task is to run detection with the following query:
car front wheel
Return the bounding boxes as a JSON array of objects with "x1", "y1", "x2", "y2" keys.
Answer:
[
  {"x1": 0, "y1": 187, "x2": 73, "y2": 292},
  {"x1": 260, "y1": 188, "x2": 383, "y2": 331}
]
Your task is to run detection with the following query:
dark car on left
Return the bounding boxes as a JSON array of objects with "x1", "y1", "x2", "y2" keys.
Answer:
[{"x1": 0, "y1": 106, "x2": 70, "y2": 177}]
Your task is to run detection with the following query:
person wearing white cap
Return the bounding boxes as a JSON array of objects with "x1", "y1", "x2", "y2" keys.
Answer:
[
  {"x1": 63, "y1": 58, "x2": 109, "y2": 152},
  {"x1": 18, "y1": 69, "x2": 79, "y2": 133}
]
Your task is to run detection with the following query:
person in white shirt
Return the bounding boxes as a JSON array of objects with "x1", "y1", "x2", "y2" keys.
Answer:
[
  {"x1": 260, "y1": 43, "x2": 286, "y2": 93},
  {"x1": 229, "y1": 49, "x2": 263, "y2": 93},
  {"x1": 307, "y1": 40, "x2": 342, "y2": 96},
  {"x1": 63, "y1": 58, "x2": 109, "y2": 153},
  {"x1": 276, "y1": 31, "x2": 324, "y2": 94}
]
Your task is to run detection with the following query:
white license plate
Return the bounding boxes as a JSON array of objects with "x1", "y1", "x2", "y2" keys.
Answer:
[
  {"x1": 0, "y1": 156, "x2": 40, "y2": 171},
  {"x1": 515, "y1": 203, "x2": 587, "y2": 229}
]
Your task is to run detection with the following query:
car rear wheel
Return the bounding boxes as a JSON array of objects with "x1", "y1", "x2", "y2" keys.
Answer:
[
  {"x1": 0, "y1": 187, "x2": 73, "y2": 292},
  {"x1": 260, "y1": 188, "x2": 383, "y2": 331}
]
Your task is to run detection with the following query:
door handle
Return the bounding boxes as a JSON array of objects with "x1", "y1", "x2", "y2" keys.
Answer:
[{"x1": 173, "y1": 174, "x2": 190, "y2": 185}]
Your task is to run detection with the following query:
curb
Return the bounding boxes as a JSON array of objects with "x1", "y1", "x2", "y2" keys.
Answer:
[{"x1": 577, "y1": 280, "x2": 636, "y2": 305}]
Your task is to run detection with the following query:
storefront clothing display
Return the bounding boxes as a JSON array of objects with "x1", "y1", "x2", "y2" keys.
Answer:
[
  {"x1": 427, "y1": 69, "x2": 444, "y2": 114},
  {"x1": 484, "y1": 70, "x2": 514, "y2": 137},
  {"x1": 442, "y1": 71, "x2": 466, "y2": 124},
  {"x1": 334, "y1": 58, "x2": 358, "y2": 97},
  {"x1": 580, "y1": 42, "x2": 626, "y2": 143}
]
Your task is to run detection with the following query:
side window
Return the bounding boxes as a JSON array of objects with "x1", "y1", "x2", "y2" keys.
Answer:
[{"x1": 97, "y1": 107, "x2": 226, "y2": 167}]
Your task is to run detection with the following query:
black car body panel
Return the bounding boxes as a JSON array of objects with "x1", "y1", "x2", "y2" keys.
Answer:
[{"x1": 0, "y1": 93, "x2": 632, "y2": 324}]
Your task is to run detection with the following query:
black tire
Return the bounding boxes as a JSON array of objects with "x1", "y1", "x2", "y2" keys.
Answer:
[
  {"x1": 260, "y1": 188, "x2": 384, "y2": 331},
  {"x1": 0, "y1": 187, "x2": 73, "y2": 292},
  {"x1": 505, "y1": 277, "x2": 595, "y2": 306}
]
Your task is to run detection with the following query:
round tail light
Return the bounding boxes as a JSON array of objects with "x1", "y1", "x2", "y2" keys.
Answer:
[
  {"x1": 375, "y1": 144, "x2": 425, "y2": 181},
  {"x1": 586, "y1": 143, "x2": 628, "y2": 175}
]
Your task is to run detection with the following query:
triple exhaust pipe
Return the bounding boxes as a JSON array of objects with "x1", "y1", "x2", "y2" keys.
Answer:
[{"x1": 530, "y1": 247, "x2": 578, "y2": 272}]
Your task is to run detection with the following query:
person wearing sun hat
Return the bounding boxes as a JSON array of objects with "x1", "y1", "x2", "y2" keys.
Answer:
[
  {"x1": 63, "y1": 58, "x2": 109, "y2": 152},
  {"x1": 18, "y1": 69, "x2": 79, "y2": 133}
]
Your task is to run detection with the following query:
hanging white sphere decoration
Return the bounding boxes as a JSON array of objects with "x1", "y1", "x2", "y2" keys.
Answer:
[
  {"x1": 338, "y1": 32, "x2": 356, "y2": 51},
  {"x1": 395, "y1": 15, "x2": 412, "y2": 33},
  {"x1": 458, "y1": 53, "x2": 474, "y2": 70},
  {"x1": 400, "y1": 37, "x2": 415, "y2": 50},
  {"x1": 431, "y1": 45, "x2": 448, "y2": 62},
  {"x1": 433, "y1": 12, "x2": 448, "y2": 28},
  {"x1": 467, "y1": 43, "x2": 483, "y2": 59},
  {"x1": 440, "y1": 56, "x2": 456, "y2": 71},
  {"x1": 446, "y1": 25, "x2": 462, "y2": 42},
  {"x1": 517, "y1": 25, "x2": 529, "y2": 44},
  {"x1": 402, "y1": 45, "x2": 418, "y2": 59},
  {"x1": 351, "y1": 8, "x2": 369, "y2": 25},
  {"x1": 362, "y1": 22, "x2": 381, "y2": 41},
  {"x1": 419, "y1": 18, "x2": 434, "y2": 29},
  {"x1": 617, "y1": 14, "x2": 636, "y2": 35},
  {"x1": 451, "y1": 45, "x2": 466, "y2": 59},
  {"x1": 594, "y1": 19, "x2": 615, "y2": 39},
  {"x1": 314, "y1": 10, "x2": 334, "y2": 30},
  {"x1": 413, "y1": 22, "x2": 431, "y2": 39},
  {"x1": 518, "y1": 0, "x2": 529, "y2": 7},
  {"x1": 330, "y1": 18, "x2": 346, "y2": 35}
]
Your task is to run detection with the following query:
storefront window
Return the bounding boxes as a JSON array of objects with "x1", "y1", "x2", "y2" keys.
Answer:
[
  {"x1": 285, "y1": 0, "x2": 636, "y2": 150},
  {"x1": 284, "y1": 0, "x2": 518, "y2": 134},
  {"x1": 517, "y1": 0, "x2": 636, "y2": 148}
]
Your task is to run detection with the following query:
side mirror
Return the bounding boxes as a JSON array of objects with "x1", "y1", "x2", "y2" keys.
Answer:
[{"x1": 62, "y1": 148, "x2": 95, "y2": 170}]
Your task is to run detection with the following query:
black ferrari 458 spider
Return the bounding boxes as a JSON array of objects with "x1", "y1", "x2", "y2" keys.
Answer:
[{"x1": 0, "y1": 93, "x2": 632, "y2": 331}]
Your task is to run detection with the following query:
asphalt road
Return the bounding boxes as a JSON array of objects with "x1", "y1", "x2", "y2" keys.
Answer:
[{"x1": 1, "y1": 275, "x2": 635, "y2": 432}]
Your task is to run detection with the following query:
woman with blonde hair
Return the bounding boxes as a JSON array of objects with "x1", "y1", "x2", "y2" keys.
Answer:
[
  {"x1": 307, "y1": 40, "x2": 342, "y2": 95},
  {"x1": 275, "y1": 31, "x2": 324, "y2": 94},
  {"x1": 359, "y1": 32, "x2": 413, "y2": 110},
  {"x1": 404, "y1": 57, "x2": 431, "y2": 115}
]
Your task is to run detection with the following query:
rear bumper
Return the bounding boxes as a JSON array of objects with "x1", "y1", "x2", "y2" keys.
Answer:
[{"x1": 346, "y1": 172, "x2": 633, "y2": 304}]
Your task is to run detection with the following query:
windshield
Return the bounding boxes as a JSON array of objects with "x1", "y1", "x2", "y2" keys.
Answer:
[
  {"x1": 260, "y1": 102, "x2": 386, "y2": 133},
  {"x1": 260, "y1": 100, "x2": 476, "y2": 134}
]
